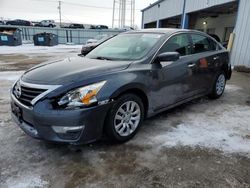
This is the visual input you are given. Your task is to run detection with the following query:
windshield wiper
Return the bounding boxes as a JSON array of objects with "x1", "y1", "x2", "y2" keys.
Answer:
[{"x1": 93, "y1": 56, "x2": 113, "y2": 61}]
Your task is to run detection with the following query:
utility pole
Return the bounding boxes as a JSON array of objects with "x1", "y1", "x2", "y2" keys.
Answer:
[
  {"x1": 121, "y1": 0, "x2": 126, "y2": 28},
  {"x1": 131, "y1": 0, "x2": 135, "y2": 27},
  {"x1": 58, "y1": 1, "x2": 62, "y2": 27},
  {"x1": 112, "y1": 0, "x2": 116, "y2": 28},
  {"x1": 112, "y1": 0, "x2": 135, "y2": 29}
]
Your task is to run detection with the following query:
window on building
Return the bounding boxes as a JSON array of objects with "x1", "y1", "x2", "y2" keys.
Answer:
[
  {"x1": 159, "y1": 34, "x2": 191, "y2": 56},
  {"x1": 207, "y1": 28, "x2": 216, "y2": 35}
]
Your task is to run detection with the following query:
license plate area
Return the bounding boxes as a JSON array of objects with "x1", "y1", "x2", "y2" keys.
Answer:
[{"x1": 11, "y1": 103, "x2": 23, "y2": 123}]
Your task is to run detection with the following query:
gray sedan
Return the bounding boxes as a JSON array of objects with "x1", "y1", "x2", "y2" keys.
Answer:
[{"x1": 11, "y1": 29, "x2": 231, "y2": 144}]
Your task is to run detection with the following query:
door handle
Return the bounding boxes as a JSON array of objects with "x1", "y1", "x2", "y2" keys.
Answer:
[
  {"x1": 213, "y1": 56, "x2": 220, "y2": 60},
  {"x1": 188, "y1": 63, "x2": 196, "y2": 68}
]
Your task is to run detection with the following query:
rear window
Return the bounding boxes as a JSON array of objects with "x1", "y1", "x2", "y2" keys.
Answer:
[{"x1": 191, "y1": 34, "x2": 218, "y2": 54}]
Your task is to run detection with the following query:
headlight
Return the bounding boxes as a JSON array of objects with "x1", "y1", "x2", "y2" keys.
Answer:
[{"x1": 58, "y1": 81, "x2": 106, "y2": 108}]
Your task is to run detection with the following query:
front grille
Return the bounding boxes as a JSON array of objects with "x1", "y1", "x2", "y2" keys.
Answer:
[
  {"x1": 20, "y1": 86, "x2": 47, "y2": 106},
  {"x1": 14, "y1": 84, "x2": 47, "y2": 107}
]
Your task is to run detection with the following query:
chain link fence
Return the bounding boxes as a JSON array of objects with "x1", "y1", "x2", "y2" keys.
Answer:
[{"x1": 0, "y1": 25, "x2": 124, "y2": 44}]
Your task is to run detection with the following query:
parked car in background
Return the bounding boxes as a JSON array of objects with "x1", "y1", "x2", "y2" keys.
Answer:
[
  {"x1": 94, "y1": 25, "x2": 109, "y2": 29},
  {"x1": 68, "y1": 24, "x2": 85, "y2": 29},
  {"x1": 11, "y1": 29, "x2": 231, "y2": 145},
  {"x1": 80, "y1": 35, "x2": 115, "y2": 55},
  {"x1": 32, "y1": 21, "x2": 40, "y2": 26},
  {"x1": 209, "y1": 34, "x2": 229, "y2": 49},
  {"x1": 209, "y1": 34, "x2": 221, "y2": 43},
  {"x1": 222, "y1": 40, "x2": 229, "y2": 49},
  {"x1": 0, "y1": 20, "x2": 5, "y2": 25},
  {"x1": 121, "y1": 26, "x2": 134, "y2": 31},
  {"x1": 80, "y1": 43, "x2": 100, "y2": 56},
  {"x1": 6, "y1": 19, "x2": 32, "y2": 26},
  {"x1": 86, "y1": 34, "x2": 112, "y2": 44},
  {"x1": 35, "y1": 20, "x2": 56, "y2": 28},
  {"x1": 89, "y1": 25, "x2": 96, "y2": 29}
]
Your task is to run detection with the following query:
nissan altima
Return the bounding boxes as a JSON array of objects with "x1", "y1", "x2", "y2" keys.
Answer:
[{"x1": 11, "y1": 29, "x2": 232, "y2": 144}]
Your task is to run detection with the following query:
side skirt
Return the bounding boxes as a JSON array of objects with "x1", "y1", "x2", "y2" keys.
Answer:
[{"x1": 147, "y1": 92, "x2": 208, "y2": 118}]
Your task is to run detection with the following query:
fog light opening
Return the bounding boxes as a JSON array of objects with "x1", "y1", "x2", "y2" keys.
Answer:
[{"x1": 52, "y1": 125, "x2": 85, "y2": 134}]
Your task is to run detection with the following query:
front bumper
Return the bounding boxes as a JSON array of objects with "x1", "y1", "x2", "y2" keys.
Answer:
[
  {"x1": 227, "y1": 66, "x2": 232, "y2": 80},
  {"x1": 11, "y1": 94, "x2": 112, "y2": 144}
]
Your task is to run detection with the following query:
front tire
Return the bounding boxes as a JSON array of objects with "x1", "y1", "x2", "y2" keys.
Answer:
[
  {"x1": 209, "y1": 72, "x2": 226, "y2": 99},
  {"x1": 105, "y1": 94, "x2": 144, "y2": 142}
]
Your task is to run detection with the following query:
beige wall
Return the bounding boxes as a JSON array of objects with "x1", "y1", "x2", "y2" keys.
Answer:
[{"x1": 194, "y1": 13, "x2": 236, "y2": 41}]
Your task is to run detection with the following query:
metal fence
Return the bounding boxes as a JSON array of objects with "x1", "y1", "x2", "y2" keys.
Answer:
[{"x1": 0, "y1": 25, "x2": 124, "y2": 44}]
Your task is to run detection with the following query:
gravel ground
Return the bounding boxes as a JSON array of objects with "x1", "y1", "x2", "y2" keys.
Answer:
[{"x1": 0, "y1": 45, "x2": 250, "y2": 188}]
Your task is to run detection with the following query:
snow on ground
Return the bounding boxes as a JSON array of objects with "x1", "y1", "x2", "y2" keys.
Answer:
[
  {"x1": 0, "y1": 44, "x2": 82, "y2": 55},
  {"x1": 151, "y1": 85, "x2": 250, "y2": 156},
  {"x1": 0, "y1": 71, "x2": 24, "y2": 81},
  {"x1": 5, "y1": 174, "x2": 48, "y2": 188},
  {"x1": 154, "y1": 106, "x2": 250, "y2": 155},
  {"x1": 224, "y1": 84, "x2": 243, "y2": 92}
]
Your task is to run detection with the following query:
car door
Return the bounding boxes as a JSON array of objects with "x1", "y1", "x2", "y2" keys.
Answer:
[
  {"x1": 188, "y1": 33, "x2": 222, "y2": 94},
  {"x1": 150, "y1": 33, "x2": 195, "y2": 110}
]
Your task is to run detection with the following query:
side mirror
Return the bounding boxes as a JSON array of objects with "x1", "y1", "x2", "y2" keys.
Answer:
[
  {"x1": 157, "y1": 52, "x2": 180, "y2": 62},
  {"x1": 81, "y1": 45, "x2": 96, "y2": 56}
]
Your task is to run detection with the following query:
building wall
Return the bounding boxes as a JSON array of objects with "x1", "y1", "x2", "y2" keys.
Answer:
[
  {"x1": 185, "y1": 0, "x2": 236, "y2": 13},
  {"x1": 143, "y1": 0, "x2": 183, "y2": 25},
  {"x1": 194, "y1": 13, "x2": 236, "y2": 41},
  {"x1": 142, "y1": 0, "x2": 236, "y2": 25},
  {"x1": 231, "y1": 0, "x2": 250, "y2": 68}
]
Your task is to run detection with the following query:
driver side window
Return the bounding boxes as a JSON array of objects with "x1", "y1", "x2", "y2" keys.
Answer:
[{"x1": 159, "y1": 34, "x2": 191, "y2": 56}]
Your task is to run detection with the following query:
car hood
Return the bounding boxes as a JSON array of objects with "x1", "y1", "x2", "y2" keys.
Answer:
[{"x1": 21, "y1": 56, "x2": 132, "y2": 85}]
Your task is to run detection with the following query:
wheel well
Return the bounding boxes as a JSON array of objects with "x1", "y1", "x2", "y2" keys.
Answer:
[
  {"x1": 222, "y1": 64, "x2": 231, "y2": 80},
  {"x1": 222, "y1": 65, "x2": 227, "y2": 74},
  {"x1": 114, "y1": 88, "x2": 149, "y2": 118}
]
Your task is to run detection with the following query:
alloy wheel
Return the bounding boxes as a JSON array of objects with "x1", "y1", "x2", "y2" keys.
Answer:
[
  {"x1": 114, "y1": 101, "x2": 141, "y2": 137},
  {"x1": 216, "y1": 74, "x2": 226, "y2": 95}
]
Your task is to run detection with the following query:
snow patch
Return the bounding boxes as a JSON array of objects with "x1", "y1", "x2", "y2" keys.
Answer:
[
  {"x1": 225, "y1": 84, "x2": 242, "y2": 92},
  {"x1": 5, "y1": 174, "x2": 48, "y2": 188},
  {"x1": 153, "y1": 104, "x2": 250, "y2": 156},
  {"x1": 0, "y1": 71, "x2": 24, "y2": 81},
  {"x1": 0, "y1": 44, "x2": 82, "y2": 55}
]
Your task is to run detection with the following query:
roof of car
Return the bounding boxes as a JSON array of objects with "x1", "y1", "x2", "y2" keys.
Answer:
[{"x1": 124, "y1": 28, "x2": 192, "y2": 35}]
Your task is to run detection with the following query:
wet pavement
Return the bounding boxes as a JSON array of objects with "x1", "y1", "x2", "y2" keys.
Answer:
[{"x1": 0, "y1": 48, "x2": 250, "y2": 188}]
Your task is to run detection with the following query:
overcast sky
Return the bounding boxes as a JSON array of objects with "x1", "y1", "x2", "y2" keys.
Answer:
[{"x1": 0, "y1": 0, "x2": 155, "y2": 28}]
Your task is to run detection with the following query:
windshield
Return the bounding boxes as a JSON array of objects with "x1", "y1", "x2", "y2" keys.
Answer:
[{"x1": 86, "y1": 33, "x2": 163, "y2": 61}]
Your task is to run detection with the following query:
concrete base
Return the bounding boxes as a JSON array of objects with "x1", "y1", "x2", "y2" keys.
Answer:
[{"x1": 234, "y1": 66, "x2": 250, "y2": 73}]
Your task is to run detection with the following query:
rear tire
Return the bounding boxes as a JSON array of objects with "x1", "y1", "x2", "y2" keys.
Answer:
[
  {"x1": 105, "y1": 94, "x2": 144, "y2": 143},
  {"x1": 208, "y1": 72, "x2": 226, "y2": 99}
]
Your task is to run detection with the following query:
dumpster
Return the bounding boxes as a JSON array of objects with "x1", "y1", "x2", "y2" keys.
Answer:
[
  {"x1": 0, "y1": 27, "x2": 22, "y2": 46},
  {"x1": 33, "y1": 32, "x2": 58, "y2": 46}
]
